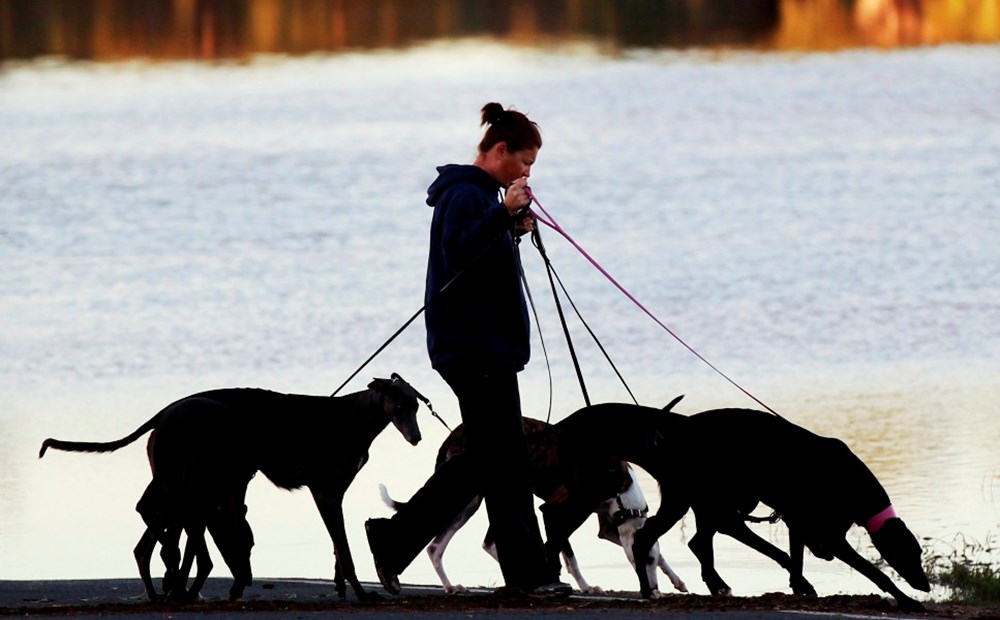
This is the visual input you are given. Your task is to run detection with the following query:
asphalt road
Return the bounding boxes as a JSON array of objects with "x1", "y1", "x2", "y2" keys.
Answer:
[{"x1": 0, "y1": 577, "x2": 985, "y2": 620}]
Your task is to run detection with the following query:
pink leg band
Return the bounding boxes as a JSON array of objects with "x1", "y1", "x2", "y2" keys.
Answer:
[{"x1": 865, "y1": 505, "x2": 897, "y2": 534}]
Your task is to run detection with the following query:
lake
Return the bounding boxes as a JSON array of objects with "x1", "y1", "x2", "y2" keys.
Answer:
[{"x1": 1, "y1": 41, "x2": 997, "y2": 601}]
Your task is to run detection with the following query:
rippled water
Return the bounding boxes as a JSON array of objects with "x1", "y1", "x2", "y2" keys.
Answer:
[{"x1": 1, "y1": 43, "x2": 997, "y2": 599}]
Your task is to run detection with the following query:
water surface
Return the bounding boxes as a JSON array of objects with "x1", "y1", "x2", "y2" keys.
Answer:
[{"x1": 1, "y1": 42, "x2": 997, "y2": 599}]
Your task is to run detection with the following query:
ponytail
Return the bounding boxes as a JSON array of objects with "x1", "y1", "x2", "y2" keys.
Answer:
[{"x1": 478, "y1": 102, "x2": 542, "y2": 154}]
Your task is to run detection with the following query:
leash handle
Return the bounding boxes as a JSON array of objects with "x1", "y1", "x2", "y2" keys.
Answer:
[{"x1": 525, "y1": 188, "x2": 783, "y2": 420}]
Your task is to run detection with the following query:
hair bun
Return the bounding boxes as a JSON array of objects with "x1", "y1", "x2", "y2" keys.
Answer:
[{"x1": 481, "y1": 102, "x2": 505, "y2": 126}]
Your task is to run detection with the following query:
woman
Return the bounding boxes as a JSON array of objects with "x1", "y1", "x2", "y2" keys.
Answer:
[{"x1": 366, "y1": 103, "x2": 568, "y2": 596}]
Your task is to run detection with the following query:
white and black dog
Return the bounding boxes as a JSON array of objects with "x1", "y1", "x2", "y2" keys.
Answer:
[
  {"x1": 381, "y1": 416, "x2": 687, "y2": 596},
  {"x1": 545, "y1": 403, "x2": 931, "y2": 611}
]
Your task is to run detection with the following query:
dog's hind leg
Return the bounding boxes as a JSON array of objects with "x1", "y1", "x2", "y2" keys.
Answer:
[
  {"x1": 176, "y1": 525, "x2": 213, "y2": 602},
  {"x1": 538, "y1": 497, "x2": 596, "y2": 591},
  {"x1": 559, "y1": 539, "x2": 598, "y2": 593},
  {"x1": 429, "y1": 496, "x2": 480, "y2": 594},
  {"x1": 688, "y1": 518, "x2": 729, "y2": 596},
  {"x1": 208, "y1": 496, "x2": 255, "y2": 601},
  {"x1": 657, "y1": 553, "x2": 688, "y2": 593},
  {"x1": 134, "y1": 528, "x2": 163, "y2": 601},
  {"x1": 712, "y1": 515, "x2": 799, "y2": 596},
  {"x1": 158, "y1": 526, "x2": 185, "y2": 599},
  {"x1": 332, "y1": 558, "x2": 346, "y2": 599}
]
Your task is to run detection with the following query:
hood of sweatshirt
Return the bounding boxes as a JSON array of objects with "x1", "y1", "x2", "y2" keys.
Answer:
[{"x1": 426, "y1": 164, "x2": 499, "y2": 207}]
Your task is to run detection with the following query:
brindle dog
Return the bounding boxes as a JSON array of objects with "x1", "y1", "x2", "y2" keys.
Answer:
[{"x1": 381, "y1": 413, "x2": 687, "y2": 596}]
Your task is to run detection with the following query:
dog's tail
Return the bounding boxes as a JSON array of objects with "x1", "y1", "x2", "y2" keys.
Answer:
[
  {"x1": 39, "y1": 414, "x2": 161, "y2": 458},
  {"x1": 378, "y1": 483, "x2": 406, "y2": 511}
]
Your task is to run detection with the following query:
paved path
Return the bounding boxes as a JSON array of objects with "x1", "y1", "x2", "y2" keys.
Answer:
[{"x1": 0, "y1": 578, "x2": 979, "y2": 619}]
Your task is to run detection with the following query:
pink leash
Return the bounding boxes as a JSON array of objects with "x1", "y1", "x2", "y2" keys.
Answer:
[{"x1": 526, "y1": 188, "x2": 782, "y2": 419}]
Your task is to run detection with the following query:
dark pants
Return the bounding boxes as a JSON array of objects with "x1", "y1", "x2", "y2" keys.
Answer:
[{"x1": 376, "y1": 366, "x2": 552, "y2": 590}]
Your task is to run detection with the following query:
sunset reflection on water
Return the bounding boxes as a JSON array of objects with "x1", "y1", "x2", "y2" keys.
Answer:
[{"x1": 1, "y1": 0, "x2": 998, "y2": 62}]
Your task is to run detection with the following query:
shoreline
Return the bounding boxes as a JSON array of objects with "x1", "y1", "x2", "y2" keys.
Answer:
[{"x1": 1, "y1": 578, "x2": 995, "y2": 619}]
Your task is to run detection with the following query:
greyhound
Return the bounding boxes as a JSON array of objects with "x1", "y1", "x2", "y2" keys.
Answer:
[
  {"x1": 380, "y1": 416, "x2": 687, "y2": 596},
  {"x1": 545, "y1": 403, "x2": 931, "y2": 612},
  {"x1": 40, "y1": 375, "x2": 424, "y2": 602}
]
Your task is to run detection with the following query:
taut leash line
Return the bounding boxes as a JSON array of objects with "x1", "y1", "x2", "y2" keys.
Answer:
[{"x1": 525, "y1": 188, "x2": 783, "y2": 420}]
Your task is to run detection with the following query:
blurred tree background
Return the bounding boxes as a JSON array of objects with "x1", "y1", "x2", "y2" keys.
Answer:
[{"x1": 1, "y1": 0, "x2": 997, "y2": 61}]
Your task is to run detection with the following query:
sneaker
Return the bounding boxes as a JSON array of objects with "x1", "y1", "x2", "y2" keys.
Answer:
[
  {"x1": 365, "y1": 519, "x2": 401, "y2": 595},
  {"x1": 529, "y1": 581, "x2": 573, "y2": 599}
]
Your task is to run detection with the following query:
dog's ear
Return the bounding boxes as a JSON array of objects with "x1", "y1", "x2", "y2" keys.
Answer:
[
  {"x1": 662, "y1": 394, "x2": 685, "y2": 413},
  {"x1": 368, "y1": 377, "x2": 391, "y2": 392}
]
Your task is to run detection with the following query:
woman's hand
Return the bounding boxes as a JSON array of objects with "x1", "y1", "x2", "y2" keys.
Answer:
[
  {"x1": 514, "y1": 214, "x2": 535, "y2": 237},
  {"x1": 504, "y1": 177, "x2": 532, "y2": 215}
]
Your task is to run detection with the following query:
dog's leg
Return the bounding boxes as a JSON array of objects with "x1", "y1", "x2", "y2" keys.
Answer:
[
  {"x1": 713, "y1": 516, "x2": 802, "y2": 596},
  {"x1": 829, "y1": 538, "x2": 926, "y2": 612},
  {"x1": 539, "y1": 497, "x2": 595, "y2": 590},
  {"x1": 310, "y1": 486, "x2": 379, "y2": 601},
  {"x1": 632, "y1": 501, "x2": 687, "y2": 599},
  {"x1": 616, "y1": 516, "x2": 664, "y2": 598},
  {"x1": 787, "y1": 528, "x2": 817, "y2": 596},
  {"x1": 333, "y1": 557, "x2": 346, "y2": 600},
  {"x1": 133, "y1": 528, "x2": 162, "y2": 601},
  {"x1": 607, "y1": 475, "x2": 687, "y2": 597},
  {"x1": 657, "y1": 552, "x2": 688, "y2": 593},
  {"x1": 159, "y1": 526, "x2": 184, "y2": 599},
  {"x1": 181, "y1": 525, "x2": 213, "y2": 602},
  {"x1": 208, "y1": 495, "x2": 255, "y2": 601},
  {"x1": 429, "y1": 496, "x2": 480, "y2": 594},
  {"x1": 173, "y1": 530, "x2": 198, "y2": 599},
  {"x1": 560, "y1": 539, "x2": 598, "y2": 593},
  {"x1": 688, "y1": 515, "x2": 729, "y2": 596}
]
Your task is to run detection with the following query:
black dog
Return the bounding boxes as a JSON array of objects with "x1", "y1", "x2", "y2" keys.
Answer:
[
  {"x1": 40, "y1": 375, "x2": 424, "y2": 602},
  {"x1": 545, "y1": 404, "x2": 930, "y2": 611}
]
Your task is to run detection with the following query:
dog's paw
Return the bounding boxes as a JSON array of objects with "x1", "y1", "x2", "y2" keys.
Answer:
[
  {"x1": 444, "y1": 584, "x2": 468, "y2": 594},
  {"x1": 671, "y1": 578, "x2": 688, "y2": 593},
  {"x1": 790, "y1": 575, "x2": 817, "y2": 597},
  {"x1": 897, "y1": 596, "x2": 926, "y2": 613},
  {"x1": 580, "y1": 585, "x2": 604, "y2": 595},
  {"x1": 649, "y1": 589, "x2": 664, "y2": 600}
]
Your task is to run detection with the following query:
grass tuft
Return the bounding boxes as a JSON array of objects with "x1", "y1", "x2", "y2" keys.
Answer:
[{"x1": 923, "y1": 531, "x2": 1000, "y2": 605}]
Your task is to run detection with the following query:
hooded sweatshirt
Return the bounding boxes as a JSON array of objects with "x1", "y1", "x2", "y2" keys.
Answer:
[{"x1": 424, "y1": 164, "x2": 530, "y2": 373}]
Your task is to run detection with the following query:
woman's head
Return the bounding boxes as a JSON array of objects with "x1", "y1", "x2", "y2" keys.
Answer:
[
  {"x1": 478, "y1": 103, "x2": 542, "y2": 154},
  {"x1": 476, "y1": 102, "x2": 542, "y2": 186}
]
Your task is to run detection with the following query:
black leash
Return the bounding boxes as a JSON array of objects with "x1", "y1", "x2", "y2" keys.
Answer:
[
  {"x1": 528, "y1": 220, "x2": 639, "y2": 407},
  {"x1": 742, "y1": 510, "x2": 783, "y2": 524},
  {"x1": 513, "y1": 234, "x2": 555, "y2": 424},
  {"x1": 390, "y1": 372, "x2": 450, "y2": 432},
  {"x1": 330, "y1": 225, "x2": 509, "y2": 400},
  {"x1": 530, "y1": 223, "x2": 591, "y2": 408}
]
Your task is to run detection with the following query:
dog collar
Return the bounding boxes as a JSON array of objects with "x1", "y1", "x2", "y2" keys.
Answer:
[
  {"x1": 865, "y1": 505, "x2": 897, "y2": 534},
  {"x1": 611, "y1": 494, "x2": 648, "y2": 527}
]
